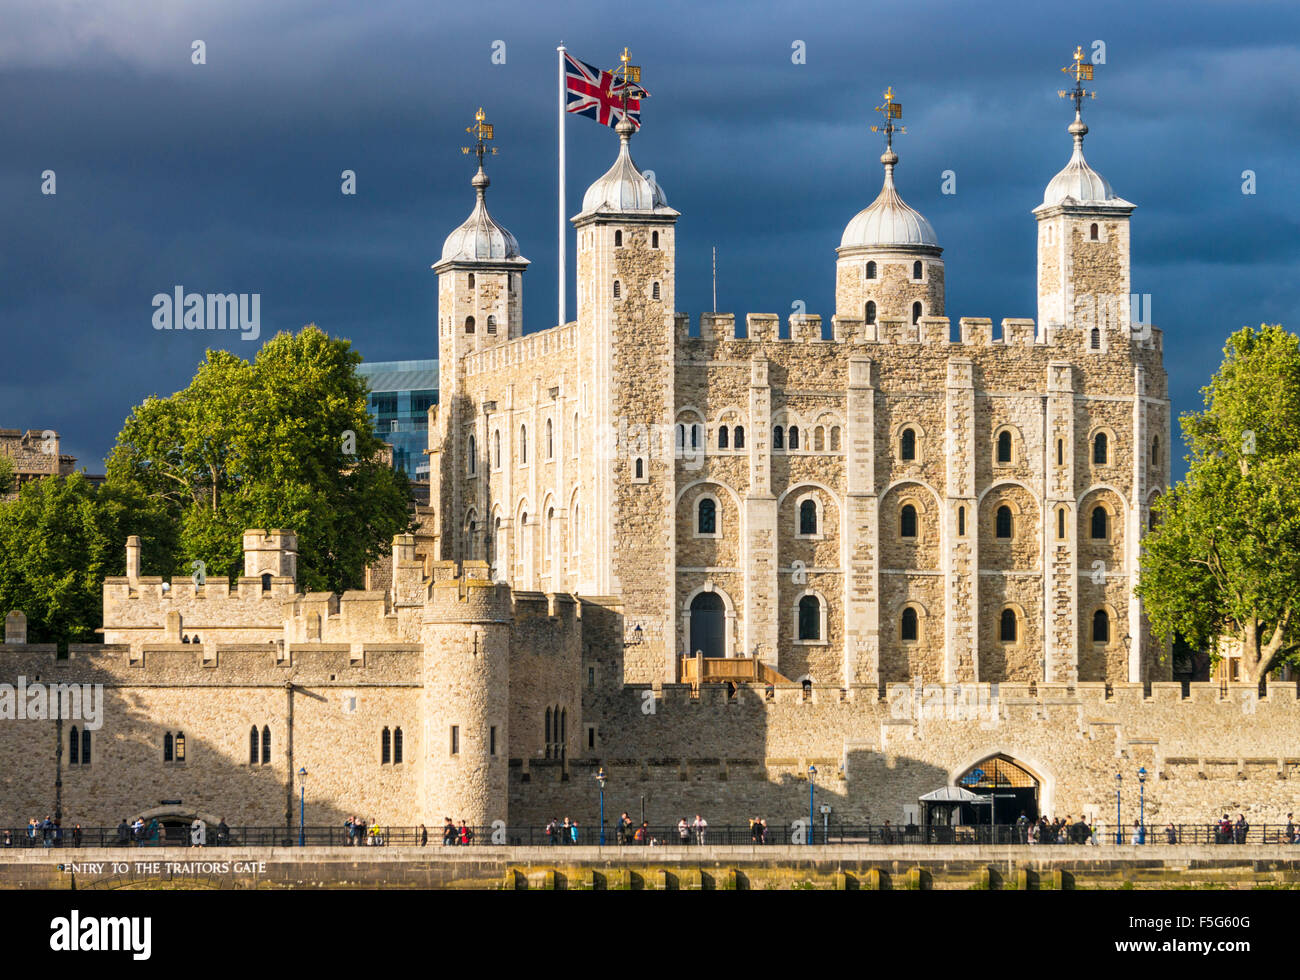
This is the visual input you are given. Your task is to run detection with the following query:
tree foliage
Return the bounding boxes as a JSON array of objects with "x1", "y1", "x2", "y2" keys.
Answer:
[
  {"x1": 0, "y1": 454, "x2": 14, "y2": 495},
  {"x1": 1138, "y1": 324, "x2": 1300, "y2": 683},
  {"x1": 106, "y1": 325, "x2": 413, "y2": 592},
  {"x1": 0, "y1": 475, "x2": 175, "y2": 647}
]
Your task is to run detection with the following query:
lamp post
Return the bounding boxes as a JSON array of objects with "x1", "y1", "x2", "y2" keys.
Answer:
[
  {"x1": 595, "y1": 767, "x2": 607, "y2": 846},
  {"x1": 808, "y1": 765, "x2": 817, "y2": 845},
  {"x1": 1114, "y1": 772, "x2": 1122, "y2": 844},
  {"x1": 1137, "y1": 766, "x2": 1147, "y2": 844},
  {"x1": 298, "y1": 766, "x2": 308, "y2": 847}
]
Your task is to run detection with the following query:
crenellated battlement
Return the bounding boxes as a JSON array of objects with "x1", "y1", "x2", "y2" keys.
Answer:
[{"x1": 461, "y1": 320, "x2": 582, "y2": 378}]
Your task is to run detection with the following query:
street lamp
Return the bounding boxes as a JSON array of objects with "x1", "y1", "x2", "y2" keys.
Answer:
[
  {"x1": 595, "y1": 767, "x2": 607, "y2": 846},
  {"x1": 808, "y1": 765, "x2": 817, "y2": 845},
  {"x1": 298, "y1": 766, "x2": 308, "y2": 847},
  {"x1": 1114, "y1": 772, "x2": 1122, "y2": 844},
  {"x1": 1137, "y1": 766, "x2": 1147, "y2": 844}
]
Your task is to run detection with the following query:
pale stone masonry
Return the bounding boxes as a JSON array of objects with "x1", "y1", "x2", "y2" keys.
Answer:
[{"x1": 3, "y1": 94, "x2": 1294, "y2": 836}]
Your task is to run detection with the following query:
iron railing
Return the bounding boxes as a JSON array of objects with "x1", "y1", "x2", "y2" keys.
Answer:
[{"x1": 4, "y1": 822, "x2": 1297, "y2": 847}]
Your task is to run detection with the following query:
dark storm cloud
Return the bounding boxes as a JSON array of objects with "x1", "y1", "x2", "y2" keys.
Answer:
[{"x1": 1, "y1": 0, "x2": 1297, "y2": 478}]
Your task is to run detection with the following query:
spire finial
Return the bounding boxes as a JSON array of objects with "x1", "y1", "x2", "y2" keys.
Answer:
[
  {"x1": 870, "y1": 86, "x2": 906, "y2": 178},
  {"x1": 609, "y1": 46, "x2": 647, "y2": 142},
  {"x1": 461, "y1": 106, "x2": 499, "y2": 197},
  {"x1": 1057, "y1": 45, "x2": 1097, "y2": 147}
]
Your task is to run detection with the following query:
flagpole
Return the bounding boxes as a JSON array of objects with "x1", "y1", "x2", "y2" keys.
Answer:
[{"x1": 557, "y1": 44, "x2": 567, "y2": 328}]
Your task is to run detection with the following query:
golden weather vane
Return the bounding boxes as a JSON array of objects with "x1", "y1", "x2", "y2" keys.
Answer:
[
  {"x1": 608, "y1": 46, "x2": 647, "y2": 121},
  {"x1": 870, "y1": 86, "x2": 906, "y2": 151},
  {"x1": 460, "y1": 106, "x2": 499, "y2": 164},
  {"x1": 1057, "y1": 45, "x2": 1097, "y2": 114}
]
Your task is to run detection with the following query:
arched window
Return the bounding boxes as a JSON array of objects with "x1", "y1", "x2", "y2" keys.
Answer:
[
  {"x1": 789, "y1": 426, "x2": 800, "y2": 450},
  {"x1": 900, "y1": 504, "x2": 918, "y2": 538},
  {"x1": 1091, "y1": 506, "x2": 1108, "y2": 540},
  {"x1": 958, "y1": 506, "x2": 966, "y2": 536},
  {"x1": 1000, "y1": 608, "x2": 1017, "y2": 642},
  {"x1": 249, "y1": 726, "x2": 259, "y2": 765},
  {"x1": 1148, "y1": 507, "x2": 1158, "y2": 532},
  {"x1": 261, "y1": 573, "x2": 272, "y2": 593},
  {"x1": 718, "y1": 426, "x2": 729, "y2": 449},
  {"x1": 394, "y1": 727, "x2": 403, "y2": 764},
  {"x1": 652, "y1": 281, "x2": 661, "y2": 300},
  {"x1": 652, "y1": 230, "x2": 659, "y2": 248},
  {"x1": 996, "y1": 505, "x2": 1013, "y2": 539},
  {"x1": 733, "y1": 425, "x2": 745, "y2": 448},
  {"x1": 634, "y1": 457, "x2": 644, "y2": 479},
  {"x1": 814, "y1": 426, "x2": 825, "y2": 451},
  {"x1": 1057, "y1": 439, "x2": 1064, "y2": 466},
  {"x1": 261, "y1": 725, "x2": 271, "y2": 765},
  {"x1": 865, "y1": 301, "x2": 877, "y2": 325},
  {"x1": 1093, "y1": 432, "x2": 1108, "y2": 464},
  {"x1": 828, "y1": 426, "x2": 839, "y2": 451},
  {"x1": 690, "y1": 423, "x2": 701, "y2": 449},
  {"x1": 614, "y1": 230, "x2": 623, "y2": 247},
  {"x1": 1090, "y1": 327, "x2": 1101, "y2": 350},
  {"x1": 912, "y1": 301, "x2": 922, "y2": 325},
  {"x1": 697, "y1": 497, "x2": 717, "y2": 535},
  {"x1": 486, "y1": 314, "x2": 497, "y2": 334},
  {"x1": 546, "y1": 418, "x2": 554, "y2": 459},
  {"x1": 773, "y1": 426, "x2": 784, "y2": 449},
  {"x1": 1058, "y1": 507, "x2": 1066, "y2": 539},
  {"x1": 493, "y1": 429, "x2": 501, "y2": 468},
  {"x1": 69, "y1": 726, "x2": 79, "y2": 765},
  {"x1": 1151, "y1": 436, "x2": 1159, "y2": 467},
  {"x1": 1090, "y1": 222, "x2": 1099, "y2": 241},
  {"x1": 1093, "y1": 609, "x2": 1110, "y2": 643},
  {"x1": 520, "y1": 425, "x2": 528, "y2": 464},
  {"x1": 912, "y1": 260, "x2": 923, "y2": 280},
  {"x1": 382, "y1": 727, "x2": 391, "y2": 764},
  {"x1": 80, "y1": 728, "x2": 91, "y2": 764},
  {"x1": 675, "y1": 423, "x2": 686, "y2": 451},
  {"x1": 468, "y1": 434, "x2": 476, "y2": 475},
  {"x1": 997, "y1": 430, "x2": 1012, "y2": 463},
  {"x1": 465, "y1": 315, "x2": 475, "y2": 334},
  {"x1": 175, "y1": 731, "x2": 185, "y2": 761},
  {"x1": 545, "y1": 507, "x2": 555, "y2": 567},
  {"x1": 799, "y1": 499, "x2": 818, "y2": 536},
  {"x1": 467, "y1": 272, "x2": 475, "y2": 288},
  {"x1": 866, "y1": 261, "x2": 877, "y2": 280},
  {"x1": 901, "y1": 607, "x2": 918, "y2": 641},
  {"x1": 901, "y1": 428, "x2": 916, "y2": 461},
  {"x1": 613, "y1": 280, "x2": 621, "y2": 299},
  {"x1": 798, "y1": 595, "x2": 821, "y2": 641},
  {"x1": 164, "y1": 732, "x2": 174, "y2": 762}
]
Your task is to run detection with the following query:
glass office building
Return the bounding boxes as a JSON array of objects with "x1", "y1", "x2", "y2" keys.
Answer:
[{"x1": 357, "y1": 359, "x2": 438, "y2": 481}]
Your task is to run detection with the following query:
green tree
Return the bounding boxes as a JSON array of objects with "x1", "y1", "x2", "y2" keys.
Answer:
[
  {"x1": 1138, "y1": 324, "x2": 1300, "y2": 683},
  {"x1": 106, "y1": 325, "x2": 412, "y2": 592},
  {"x1": 0, "y1": 475, "x2": 175, "y2": 647},
  {"x1": 0, "y1": 454, "x2": 13, "y2": 495}
]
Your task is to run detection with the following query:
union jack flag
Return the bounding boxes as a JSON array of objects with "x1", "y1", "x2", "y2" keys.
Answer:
[{"x1": 564, "y1": 52, "x2": 647, "y2": 131}]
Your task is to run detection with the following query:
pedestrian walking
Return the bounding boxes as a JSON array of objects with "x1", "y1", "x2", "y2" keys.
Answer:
[
  {"x1": 692, "y1": 814, "x2": 707, "y2": 845},
  {"x1": 419, "y1": 823, "x2": 428, "y2": 846},
  {"x1": 678, "y1": 817, "x2": 690, "y2": 846}
]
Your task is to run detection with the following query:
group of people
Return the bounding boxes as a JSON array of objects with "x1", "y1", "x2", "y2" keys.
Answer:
[
  {"x1": 544, "y1": 817, "x2": 580, "y2": 844},
  {"x1": 748, "y1": 817, "x2": 769, "y2": 843},
  {"x1": 343, "y1": 816, "x2": 388, "y2": 845},
  {"x1": 4, "y1": 817, "x2": 85, "y2": 847},
  {"x1": 438, "y1": 818, "x2": 475, "y2": 845},
  {"x1": 1213, "y1": 813, "x2": 1252, "y2": 844}
]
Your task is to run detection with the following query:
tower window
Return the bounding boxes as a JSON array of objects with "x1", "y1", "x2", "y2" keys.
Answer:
[
  {"x1": 901, "y1": 607, "x2": 918, "y2": 642},
  {"x1": 164, "y1": 731, "x2": 173, "y2": 762},
  {"x1": 261, "y1": 573, "x2": 272, "y2": 593},
  {"x1": 613, "y1": 280, "x2": 621, "y2": 299},
  {"x1": 900, "y1": 504, "x2": 918, "y2": 539},
  {"x1": 865, "y1": 301, "x2": 876, "y2": 325},
  {"x1": 468, "y1": 435, "x2": 476, "y2": 475},
  {"x1": 450, "y1": 726, "x2": 459, "y2": 755},
  {"x1": 996, "y1": 505, "x2": 1013, "y2": 539},
  {"x1": 81, "y1": 729, "x2": 91, "y2": 764},
  {"x1": 1090, "y1": 223, "x2": 1099, "y2": 241},
  {"x1": 799, "y1": 498, "x2": 818, "y2": 536},
  {"x1": 901, "y1": 428, "x2": 916, "y2": 461},
  {"x1": 718, "y1": 426, "x2": 729, "y2": 449},
  {"x1": 912, "y1": 260, "x2": 923, "y2": 280},
  {"x1": 1057, "y1": 439, "x2": 1064, "y2": 466},
  {"x1": 697, "y1": 497, "x2": 717, "y2": 535},
  {"x1": 1093, "y1": 432, "x2": 1108, "y2": 465},
  {"x1": 734, "y1": 425, "x2": 745, "y2": 449},
  {"x1": 615, "y1": 230, "x2": 623, "y2": 247},
  {"x1": 493, "y1": 429, "x2": 501, "y2": 468},
  {"x1": 381, "y1": 727, "x2": 391, "y2": 764},
  {"x1": 773, "y1": 425, "x2": 784, "y2": 450},
  {"x1": 997, "y1": 430, "x2": 1012, "y2": 463},
  {"x1": 1090, "y1": 327, "x2": 1101, "y2": 350},
  {"x1": 690, "y1": 424, "x2": 701, "y2": 449},
  {"x1": 912, "y1": 301, "x2": 922, "y2": 325},
  {"x1": 788, "y1": 426, "x2": 800, "y2": 450},
  {"x1": 1093, "y1": 609, "x2": 1110, "y2": 643},
  {"x1": 249, "y1": 726, "x2": 259, "y2": 765},
  {"x1": 1091, "y1": 505, "x2": 1108, "y2": 540},
  {"x1": 866, "y1": 261, "x2": 877, "y2": 280},
  {"x1": 634, "y1": 457, "x2": 644, "y2": 479},
  {"x1": 546, "y1": 418, "x2": 554, "y2": 460},
  {"x1": 1000, "y1": 608, "x2": 1017, "y2": 643},
  {"x1": 69, "y1": 726, "x2": 80, "y2": 765},
  {"x1": 958, "y1": 506, "x2": 966, "y2": 536},
  {"x1": 465, "y1": 315, "x2": 475, "y2": 334},
  {"x1": 487, "y1": 315, "x2": 497, "y2": 334},
  {"x1": 652, "y1": 230, "x2": 659, "y2": 248},
  {"x1": 1151, "y1": 436, "x2": 1159, "y2": 467},
  {"x1": 1058, "y1": 507, "x2": 1066, "y2": 539},
  {"x1": 520, "y1": 425, "x2": 528, "y2": 464},
  {"x1": 394, "y1": 727, "x2": 403, "y2": 764},
  {"x1": 262, "y1": 725, "x2": 271, "y2": 765},
  {"x1": 798, "y1": 595, "x2": 822, "y2": 641},
  {"x1": 828, "y1": 426, "x2": 839, "y2": 451},
  {"x1": 814, "y1": 426, "x2": 825, "y2": 451},
  {"x1": 652, "y1": 281, "x2": 660, "y2": 300},
  {"x1": 468, "y1": 272, "x2": 475, "y2": 288}
]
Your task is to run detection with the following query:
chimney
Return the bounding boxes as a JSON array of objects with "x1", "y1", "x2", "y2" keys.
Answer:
[{"x1": 125, "y1": 535, "x2": 141, "y2": 583}]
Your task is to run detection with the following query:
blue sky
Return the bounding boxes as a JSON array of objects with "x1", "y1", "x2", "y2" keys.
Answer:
[{"x1": 2, "y1": 0, "x2": 1297, "y2": 475}]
